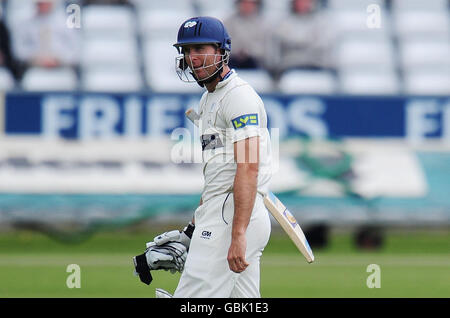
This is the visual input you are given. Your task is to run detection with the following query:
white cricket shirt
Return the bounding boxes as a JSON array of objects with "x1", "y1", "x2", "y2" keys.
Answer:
[{"x1": 198, "y1": 70, "x2": 272, "y2": 203}]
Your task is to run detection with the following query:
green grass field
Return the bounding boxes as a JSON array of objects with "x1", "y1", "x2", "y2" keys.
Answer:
[{"x1": 0, "y1": 227, "x2": 449, "y2": 298}]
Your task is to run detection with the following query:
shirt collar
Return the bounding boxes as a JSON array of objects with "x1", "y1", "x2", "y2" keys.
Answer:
[{"x1": 215, "y1": 69, "x2": 236, "y2": 90}]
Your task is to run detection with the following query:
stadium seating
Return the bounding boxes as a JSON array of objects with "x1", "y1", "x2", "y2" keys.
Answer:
[
  {"x1": 403, "y1": 69, "x2": 450, "y2": 95},
  {"x1": 81, "y1": 66, "x2": 143, "y2": 92},
  {"x1": 81, "y1": 36, "x2": 139, "y2": 69},
  {"x1": 79, "y1": 5, "x2": 142, "y2": 92},
  {"x1": 143, "y1": 38, "x2": 202, "y2": 93},
  {"x1": 391, "y1": 0, "x2": 448, "y2": 12},
  {"x1": 339, "y1": 69, "x2": 400, "y2": 95},
  {"x1": 393, "y1": 10, "x2": 450, "y2": 39},
  {"x1": 329, "y1": 6, "x2": 391, "y2": 36},
  {"x1": 235, "y1": 69, "x2": 275, "y2": 93},
  {"x1": 399, "y1": 37, "x2": 450, "y2": 70},
  {"x1": 1, "y1": 0, "x2": 449, "y2": 95},
  {"x1": 195, "y1": 0, "x2": 234, "y2": 21},
  {"x1": 21, "y1": 67, "x2": 78, "y2": 91},
  {"x1": 0, "y1": 68, "x2": 15, "y2": 91},
  {"x1": 335, "y1": 37, "x2": 395, "y2": 70},
  {"x1": 132, "y1": 0, "x2": 193, "y2": 12},
  {"x1": 138, "y1": 9, "x2": 193, "y2": 40},
  {"x1": 327, "y1": 0, "x2": 386, "y2": 10},
  {"x1": 82, "y1": 5, "x2": 136, "y2": 37},
  {"x1": 278, "y1": 70, "x2": 337, "y2": 94}
]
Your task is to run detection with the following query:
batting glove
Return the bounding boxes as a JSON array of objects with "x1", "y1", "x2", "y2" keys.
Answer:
[
  {"x1": 133, "y1": 222, "x2": 195, "y2": 285},
  {"x1": 133, "y1": 241, "x2": 188, "y2": 285},
  {"x1": 151, "y1": 221, "x2": 195, "y2": 250}
]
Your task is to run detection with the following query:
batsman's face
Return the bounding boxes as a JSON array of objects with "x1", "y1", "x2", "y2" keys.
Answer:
[{"x1": 183, "y1": 44, "x2": 222, "y2": 80}]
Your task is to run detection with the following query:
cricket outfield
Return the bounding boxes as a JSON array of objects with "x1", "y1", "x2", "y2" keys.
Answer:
[{"x1": 0, "y1": 228, "x2": 448, "y2": 298}]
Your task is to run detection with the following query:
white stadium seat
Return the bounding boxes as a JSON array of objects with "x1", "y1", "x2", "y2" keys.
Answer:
[
  {"x1": 339, "y1": 69, "x2": 400, "y2": 95},
  {"x1": 335, "y1": 37, "x2": 395, "y2": 70},
  {"x1": 0, "y1": 68, "x2": 15, "y2": 91},
  {"x1": 82, "y1": 5, "x2": 136, "y2": 36},
  {"x1": 394, "y1": 11, "x2": 450, "y2": 38},
  {"x1": 327, "y1": 0, "x2": 386, "y2": 10},
  {"x1": 138, "y1": 9, "x2": 194, "y2": 39},
  {"x1": 235, "y1": 69, "x2": 274, "y2": 93},
  {"x1": 131, "y1": 0, "x2": 193, "y2": 12},
  {"x1": 330, "y1": 9, "x2": 391, "y2": 38},
  {"x1": 81, "y1": 36, "x2": 139, "y2": 69},
  {"x1": 143, "y1": 39, "x2": 202, "y2": 93},
  {"x1": 403, "y1": 70, "x2": 450, "y2": 95},
  {"x1": 195, "y1": 0, "x2": 234, "y2": 21},
  {"x1": 399, "y1": 38, "x2": 450, "y2": 70},
  {"x1": 391, "y1": 0, "x2": 448, "y2": 12},
  {"x1": 21, "y1": 67, "x2": 78, "y2": 91},
  {"x1": 278, "y1": 70, "x2": 337, "y2": 94},
  {"x1": 81, "y1": 67, "x2": 143, "y2": 92}
]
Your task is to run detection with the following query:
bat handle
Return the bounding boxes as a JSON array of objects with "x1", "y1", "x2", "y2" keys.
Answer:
[{"x1": 185, "y1": 108, "x2": 200, "y2": 127}]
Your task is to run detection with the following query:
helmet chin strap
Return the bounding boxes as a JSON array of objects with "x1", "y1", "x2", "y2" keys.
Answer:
[
  {"x1": 190, "y1": 50, "x2": 229, "y2": 87},
  {"x1": 193, "y1": 63, "x2": 224, "y2": 87}
]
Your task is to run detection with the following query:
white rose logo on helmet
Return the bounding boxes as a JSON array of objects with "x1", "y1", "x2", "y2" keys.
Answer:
[{"x1": 184, "y1": 21, "x2": 197, "y2": 28}]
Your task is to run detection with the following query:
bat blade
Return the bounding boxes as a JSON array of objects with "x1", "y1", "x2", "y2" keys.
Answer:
[{"x1": 263, "y1": 192, "x2": 314, "y2": 263}]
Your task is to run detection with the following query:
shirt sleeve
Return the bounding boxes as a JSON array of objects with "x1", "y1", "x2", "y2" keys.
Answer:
[{"x1": 221, "y1": 86, "x2": 263, "y2": 143}]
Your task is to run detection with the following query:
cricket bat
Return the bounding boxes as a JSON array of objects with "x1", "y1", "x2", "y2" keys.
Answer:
[
  {"x1": 185, "y1": 108, "x2": 200, "y2": 126},
  {"x1": 185, "y1": 108, "x2": 314, "y2": 263},
  {"x1": 263, "y1": 191, "x2": 314, "y2": 263}
]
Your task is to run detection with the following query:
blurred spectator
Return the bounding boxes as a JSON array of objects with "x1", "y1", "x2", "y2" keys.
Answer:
[
  {"x1": 13, "y1": 0, "x2": 80, "y2": 69},
  {"x1": 224, "y1": 0, "x2": 270, "y2": 69},
  {"x1": 0, "y1": 18, "x2": 24, "y2": 80},
  {"x1": 269, "y1": 0, "x2": 334, "y2": 78}
]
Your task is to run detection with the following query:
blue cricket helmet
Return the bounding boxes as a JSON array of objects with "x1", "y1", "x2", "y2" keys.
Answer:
[{"x1": 174, "y1": 16, "x2": 231, "y2": 52}]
